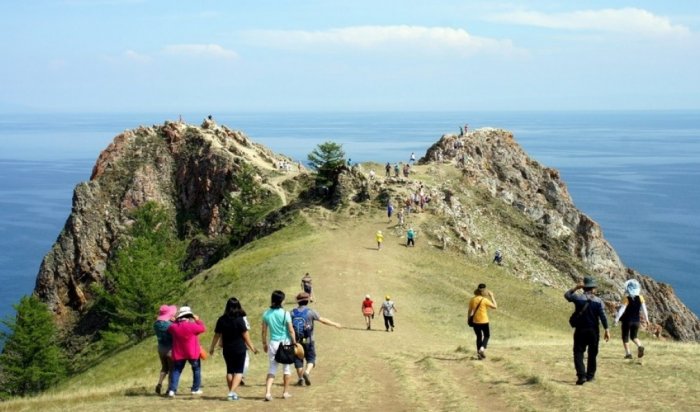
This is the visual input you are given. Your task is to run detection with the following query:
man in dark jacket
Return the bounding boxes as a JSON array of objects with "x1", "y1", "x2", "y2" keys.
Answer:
[{"x1": 565, "y1": 276, "x2": 610, "y2": 385}]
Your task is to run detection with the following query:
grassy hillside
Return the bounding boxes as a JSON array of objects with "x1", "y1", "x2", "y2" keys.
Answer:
[{"x1": 3, "y1": 167, "x2": 699, "y2": 412}]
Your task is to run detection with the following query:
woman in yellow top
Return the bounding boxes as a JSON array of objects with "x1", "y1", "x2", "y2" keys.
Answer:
[{"x1": 468, "y1": 283, "x2": 497, "y2": 360}]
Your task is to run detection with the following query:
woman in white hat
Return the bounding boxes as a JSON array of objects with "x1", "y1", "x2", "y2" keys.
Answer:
[
  {"x1": 166, "y1": 306, "x2": 206, "y2": 397},
  {"x1": 614, "y1": 279, "x2": 649, "y2": 359}
]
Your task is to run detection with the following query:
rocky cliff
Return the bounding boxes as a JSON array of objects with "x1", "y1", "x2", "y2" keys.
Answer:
[
  {"x1": 34, "y1": 120, "x2": 298, "y2": 326},
  {"x1": 419, "y1": 128, "x2": 700, "y2": 340},
  {"x1": 34, "y1": 122, "x2": 699, "y2": 341}
]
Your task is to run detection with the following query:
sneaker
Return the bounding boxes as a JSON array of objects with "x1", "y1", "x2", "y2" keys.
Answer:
[
  {"x1": 264, "y1": 393, "x2": 273, "y2": 402},
  {"x1": 295, "y1": 379, "x2": 304, "y2": 387},
  {"x1": 167, "y1": 390, "x2": 175, "y2": 397},
  {"x1": 191, "y1": 389, "x2": 203, "y2": 395},
  {"x1": 576, "y1": 378, "x2": 586, "y2": 386},
  {"x1": 586, "y1": 376, "x2": 595, "y2": 383},
  {"x1": 303, "y1": 372, "x2": 311, "y2": 386},
  {"x1": 391, "y1": 327, "x2": 394, "y2": 332},
  {"x1": 478, "y1": 348, "x2": 486, "y2": 359},
  {"x1": 638, "y1": 346, "x2": 645, "y2": 358},
  {"x1": 282, "y1": 392, "x2": 292, "y2": 399},
  {"x1": 624, "y1": 353, "x2": 633, "y2": 359},
  {"x1": 227, "y1": 392, "x2": 239, "y2": 401},
  {"x1": 155, "y1": 383, "x2": 162, "y2": 395}
]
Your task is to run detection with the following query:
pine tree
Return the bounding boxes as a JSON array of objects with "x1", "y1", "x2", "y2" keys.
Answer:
[
  {"x1": 307, "y1": 141, "x2": 346, "y2": 189},
  {"x1": 95, "y1": 202, "x2": 186, "y2": 342},
  {"x1": 0, "y1": 295, "x2": 66, "y2": 397}
]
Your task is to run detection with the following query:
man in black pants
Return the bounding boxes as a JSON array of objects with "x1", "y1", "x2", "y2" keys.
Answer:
[{"x1": 565, "y1": 276, "x2": 610, "y2": 385}]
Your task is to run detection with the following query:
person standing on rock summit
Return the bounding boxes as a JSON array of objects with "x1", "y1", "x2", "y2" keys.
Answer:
[{"x1": 565, "y1": 276, "x2": 610, "y2": 385}]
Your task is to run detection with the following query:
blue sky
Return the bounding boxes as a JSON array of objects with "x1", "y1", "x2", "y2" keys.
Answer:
[{"x1": 1, "y1": 0, "x2": 699, "y2": 112}]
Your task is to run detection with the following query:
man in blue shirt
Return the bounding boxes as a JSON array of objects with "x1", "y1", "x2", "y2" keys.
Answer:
[{"x1": 565, "y1": 276, "x2": 610, "y2": 385}]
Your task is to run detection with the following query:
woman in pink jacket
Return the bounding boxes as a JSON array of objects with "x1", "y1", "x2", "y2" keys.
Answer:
[{"x1": 166, "y1": 306, "x2": 206, "y2": 397}]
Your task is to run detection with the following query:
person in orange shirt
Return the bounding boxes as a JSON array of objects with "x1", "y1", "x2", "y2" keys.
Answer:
[{"x1": 468, "y1": 284, "x2": 497, "y2": 360}]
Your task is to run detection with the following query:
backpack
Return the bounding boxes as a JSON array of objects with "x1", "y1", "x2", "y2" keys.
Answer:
[{"x1": 291, "y1": 307, "x2": 311, "y2": 342}]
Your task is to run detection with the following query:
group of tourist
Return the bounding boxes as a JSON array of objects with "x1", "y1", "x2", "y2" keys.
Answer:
[{"x1": 361, "y1": 294, "x2": 398, "y2": 331}]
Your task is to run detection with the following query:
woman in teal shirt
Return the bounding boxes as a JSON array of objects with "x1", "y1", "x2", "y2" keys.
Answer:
[{"x1": 261, "y1": 290, "x2": 297, "y2": 401}]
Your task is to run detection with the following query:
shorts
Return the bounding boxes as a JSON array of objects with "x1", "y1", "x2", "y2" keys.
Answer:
[
  {"x1": 303, "y1": 285, "x2": 313, "y2": 294},
  {"x1": 223, "y1": 347, "x2": 247, "y2": 374},
  {"x1": 267, "y1": 340, "x2": 292, "y2": 376},
  {"x1": 293, "y1": 341, "x2": 317, "y2": 368},
  {"x1": 158, "y1": 347, "x2": 172, "y2": 373},
  {"x1": 621, "y1": 321, "x2": 640, "y2": 343}
]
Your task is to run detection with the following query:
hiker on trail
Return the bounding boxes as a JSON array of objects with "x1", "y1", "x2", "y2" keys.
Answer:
[
  {"x1": 410, "y1": 152, "x2": 416, "y2": 163},
  {"x1": 380, "y1": 295, "x2": 398, "y2": 332},
  {"x1": 167, "y1": 306, "x2": 206, "y2": 397},
  {"x1": 301, "y1": 272, "x2": 314, "y2": 302},
  {"x1": 209, "y1": 297, "x2": 259, "y2": 401},
  {"x1": 387, "y1": 202, "x2": 394, "y2": 222},
  {"x1": 493, "y1": 249, "x2": 503, "y2": 265},
  {"x1": 385, "y1": 162, "x2": 391, "y2": 177},
  {"x1": 468, "y1": 284, "x2": 497, "y2": 360},
  {"x1": 565, "y1": 276, "x2": 610, "y2": 385},
  {"x1": 614, "y1": 279, "x2": 648, "y2": 359},
  {"x1": 394, "y1": 163, "x2": 400, "y2": 177},
  {"x1": 406, "y1": 227, "x2": 416, "y2": 247},
  {"x1": 362, "y1": 295, "x2": 375, "y2": 330},
  {"x1": 292, "y1": 292, "x2": 342, "y2": 387},
  {"x1": 153, "y1": 304, "x2": 177, "y2": 395},
  {"x1": 376, "y1": 230, "x2": 384, "y2": 250},
  {"x1": 262, "y1": 290, "x2": 297, "y2": 401},
  {"x1": 397, "y1": 208, "x2": 405, "y2": 227}
]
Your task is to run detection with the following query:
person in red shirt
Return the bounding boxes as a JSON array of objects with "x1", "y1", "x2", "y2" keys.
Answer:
[
  {"x1": 167, "y1": 306, "x2": 206, "y2": 397},
  {"x1": 361, "y1": 295, "x2": 374, "y2": 330}
]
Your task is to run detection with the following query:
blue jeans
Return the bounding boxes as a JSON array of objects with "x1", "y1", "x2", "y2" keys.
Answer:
[{"x1": 169, "y1": 359, "x2": 201, "y2": 393}]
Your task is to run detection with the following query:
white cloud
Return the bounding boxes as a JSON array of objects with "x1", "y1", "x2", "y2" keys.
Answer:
[
  {"x1": 162, "y1": 44, "x2": 238, "y2": 60},
  {"x1": 489, "y1": 8, "x2": 691, "y2": 37},
  {"x1": 243, "y1": 25, "x2": 524, "y2": 57}
]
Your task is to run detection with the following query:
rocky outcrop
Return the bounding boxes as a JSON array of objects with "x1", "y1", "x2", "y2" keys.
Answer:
[
  {"x1": 421, "y1": 128, "x2": 700, "y2": 340},
  {"x1": 34, "y1": 121, "x2": 292, "y2": 325}
]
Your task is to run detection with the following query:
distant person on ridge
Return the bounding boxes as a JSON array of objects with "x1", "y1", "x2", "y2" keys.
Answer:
[
  {"x1": 167, "y1": 306, "x2": 206, "y2": 397},
  {"x1": 493, "y1": 249, "x2": 503, "y2": 265},
  {"x1": 468, "y1": 284, "x2": 497, "y2": 360},
  {"x1": 565, "y1": 276, "x2": 610, "y2": 385},
  {"x1": 376, "y1": 230, "x2": 384, "y2": 250},
  {"x1": 153, "y1": 304, "x2": 177, "y2": 395},
  {"x1": 394, "y1": 163, "x2": 400, "y2": 177},
  {"x1": 292, "y1": 292, "x2": 341, "y2": 387},
  {"x1": 614, "y1": 279, "x2": 648, "y2": 359},
  {"x1": 380, "y1": 295, "x2": 398, "y2": 332},
  {"x1": 387, "y1": 202, "x2": 394, "y2": 223},
  {"x1": 385, "y1": 162, "x2": 391, "y2": 177},
  {"x1": 410, "y1": 152, "x2": 416, "y2": 163},
  {"x1": 362, "y1": 295, "x2": 375, "y2": 330},
  {"x1": 208, "y1": 297, "x2": 259, "y2": 401},
  {"x1": 301, "y1": 272, "x2": 314, "y2": 302}
]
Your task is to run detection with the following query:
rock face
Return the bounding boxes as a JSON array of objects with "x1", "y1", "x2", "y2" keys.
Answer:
[
  {"x1": 420, "y1": 128, "x2": 700, "y2": 340},
  {"x1": 34, "y1": 121, "x2": 293, "y2": 325}
]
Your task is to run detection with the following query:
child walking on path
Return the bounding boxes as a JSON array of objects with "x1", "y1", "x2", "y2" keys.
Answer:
[{"x1": 376, "y1": 230, "x2": 384, "y2": 250}]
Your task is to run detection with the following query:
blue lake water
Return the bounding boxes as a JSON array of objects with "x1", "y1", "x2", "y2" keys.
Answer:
[{"x1": 0, "y1": 111, "x2": 698, "y2": 324}]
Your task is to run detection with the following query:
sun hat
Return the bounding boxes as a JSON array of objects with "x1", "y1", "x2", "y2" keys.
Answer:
[
  {"x1": 297, "y1": 292, "x2": 310, "y2": 302},
  {"x1": 176, "y1": 306, "x2": 194, "y2": 319},
  {"x1": 624, "y1": 279, "x2": 641, "y2": 297},
  {"x1": 365, "y1": 294, "x2": 371, "y2": 299},
  {"x1": 157, "y1": 305, "x2": 177, "y2": 321},
  {"x1": 385, "y1": 295, "x2": 391, "y2": 300},
  {"x1": 583, "y1": 276, "x2": 598, "y2": 288}
]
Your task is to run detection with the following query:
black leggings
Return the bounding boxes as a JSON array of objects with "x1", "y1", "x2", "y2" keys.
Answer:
[
  {"x1": 621, "y1": 321, "x2": 640, "y2": 343},
  {"x1": 473, "y1": 323, "x2": 490, "y2": 350}
]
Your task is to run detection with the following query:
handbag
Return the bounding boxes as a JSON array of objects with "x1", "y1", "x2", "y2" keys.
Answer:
[
  {"x1": 468, "y1": 298, "x2": 483, "y2": 328},
  {"x1": 273, "y1": 310, "x2": 297, "y2": 364}
]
